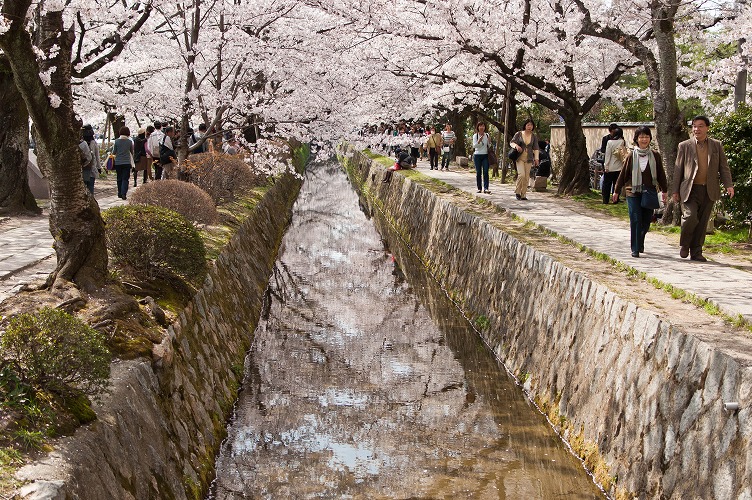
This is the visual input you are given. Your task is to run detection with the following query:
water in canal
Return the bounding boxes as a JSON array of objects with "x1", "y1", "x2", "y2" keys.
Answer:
[{"x1": 209, "y1": 161, "x2": 604, "y2": 499}]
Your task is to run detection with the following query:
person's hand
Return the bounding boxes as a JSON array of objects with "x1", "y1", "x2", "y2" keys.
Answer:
[
  {"x1": 516, "y1": 144, "x2": 523, "y2": 152},
  {"x1": 534, "y1": 159, "x2": 539, "y2": 166},
  {"x1": 727, "y1": 186, "x2": 735, "y2": 198},
  {"x1": 612, "y1": 193, "x2": 619, "y2": 203},
  {"x1": 662, "y1": 192, "x2": 667, "y2": 203},
  {"x1": 672, "y1": 193, "x2": 679, "y2": 203}
]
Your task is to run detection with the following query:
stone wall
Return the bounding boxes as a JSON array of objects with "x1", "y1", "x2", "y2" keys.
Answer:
[
  {"x1": 17, "y1": 171, "x2": 303, "y2": 499},
  {"x1": 340, "y1": 145, "x2": 752, "y2": 500}
]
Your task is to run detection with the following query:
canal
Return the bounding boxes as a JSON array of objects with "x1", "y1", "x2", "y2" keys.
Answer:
[{"x1": 209, "y1": 160, "x2": 604, "y2": 499}]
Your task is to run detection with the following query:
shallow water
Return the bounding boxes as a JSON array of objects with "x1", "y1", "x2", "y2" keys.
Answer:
[{"x1": 209, "y1": 161, "x2": 604, "y2": 499}]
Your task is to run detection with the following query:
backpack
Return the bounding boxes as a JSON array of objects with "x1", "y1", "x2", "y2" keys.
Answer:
[
  {"x1": 159, "y1": 137, "x2": 175, "y2": 164},
  {"x1": 150, "y1": 133, "x2": 162, "y2": 157}
]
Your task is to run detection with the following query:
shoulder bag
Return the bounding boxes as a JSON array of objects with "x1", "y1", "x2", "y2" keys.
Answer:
[{"x1": 640, "y1": 186, "x2": 660, "y2": 210}]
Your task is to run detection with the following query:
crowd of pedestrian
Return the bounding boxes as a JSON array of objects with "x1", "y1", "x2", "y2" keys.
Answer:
[
  {"x1": 77, "y1": 121, "x2": 238, "y2": 199},
  {"x1": 362, "y1": 114, "x2": 734, "y2": 264}
]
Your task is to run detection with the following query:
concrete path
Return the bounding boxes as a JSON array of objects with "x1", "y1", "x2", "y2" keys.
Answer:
[
  {"x1": 415, "y1": 159, "x2": 752, "y2": 323},
  {"x1": 0, "y1": 176, "x2": 127, "y2": 303}
]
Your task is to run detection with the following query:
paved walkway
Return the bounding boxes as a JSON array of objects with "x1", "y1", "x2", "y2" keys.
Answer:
[
  {"x1": 2, "y1": 161, "x2": 751, "y2": 324},
  {"x1": 415, "y1": 159, "x2": 752, "y2": 323},
  {"x1": 0, "y1": 177, "x2": 127, "y2": 303}
]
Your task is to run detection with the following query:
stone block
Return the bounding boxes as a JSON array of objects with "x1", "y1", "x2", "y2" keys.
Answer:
[{"x1": 456, "y1": 156, "x2": 469, "y2": 167}]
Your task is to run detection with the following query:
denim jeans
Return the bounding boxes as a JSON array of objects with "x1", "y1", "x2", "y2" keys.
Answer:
[
  {"x1": 627, "y1": 195, "x2": 653, "y2": 253},
  {"x1": 441, "y1": 147, "x2": 452, "y2": 169},
  {"x1": 115, "y1": 164, "x2": 130, "y2": 198},
  {"x1": 474, "y1": 153, "x2": 489, "y2": 190}
]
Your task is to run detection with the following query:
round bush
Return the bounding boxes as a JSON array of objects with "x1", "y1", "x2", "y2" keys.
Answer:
[
  {"x1": 129, "y1": 179, "x2": 218, "y2": 225},
  {"x1": 1, "y1": 308, "x2": 111, "y2": 396},
  {"x1": 182, "y1": 152, "x2": 266, "y2": 204},
  {"x1": 103, "y1": 205, "x2": 207, "y2": 285}
]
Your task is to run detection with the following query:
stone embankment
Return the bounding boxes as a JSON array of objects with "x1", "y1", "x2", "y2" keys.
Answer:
[
  {"x1": 340, "y1": 145, "x2": 752, "y2": 500},
  {"x1": 16, "y1": 171, "x2": 303, "y2": 499}
]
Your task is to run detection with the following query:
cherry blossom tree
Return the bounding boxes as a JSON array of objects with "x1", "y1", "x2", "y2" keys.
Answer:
[{"x1": 0, "y1": 0, "x2": 150, "y2": 290}]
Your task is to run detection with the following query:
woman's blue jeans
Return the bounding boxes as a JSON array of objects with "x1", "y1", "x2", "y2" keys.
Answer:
[
  {"x1": 441, "y1": 147, "x2": 453, "y2": 169},
  {"x1": 627, "y1": 195, "x2": 653, "y2": 253},
  {"x1": 474, "y1": 153, "x2": 489, "y2": 190},
  {"x1": 115, "y1": 164, "x2": 130, "y2": 198}
]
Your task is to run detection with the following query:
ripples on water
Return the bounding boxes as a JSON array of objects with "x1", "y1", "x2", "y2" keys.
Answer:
[{"x1": 209, "y1": 161, "x2": 604, "y2": 499}]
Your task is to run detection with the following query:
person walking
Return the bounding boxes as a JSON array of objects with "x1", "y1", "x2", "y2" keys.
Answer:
[
  {"x1": 160, "y1": 127, "x2": 177, "y2": 180},
  {"x1": 472, "y1": 122, "x2": 491, "y2": 194},
  {"x1": 133, "y1": 128, "x2": 150, "y2": 186},
  {"x1": 602, "y1": 128, "x2": 626, "y2": 204},
  {"x1": 510, "y1": 119, "x2": 540, "y2": 200},
  {"x1": 81, "y1": 125, "x2": 99, "y2": 194},
  {"x1": 671, "y1": 115, "x2": 734, "y2": 262},
  {"x1": 112, "y1": 126, "x2": 134, "y2": 200},
  {"x1": 440, "y1": 123, "x2": 456, "y2": 171},
  {"x1": 426, "y1": 127, "x2": 443, "y2": 170},
  {"x1": 613, "y1": 126, "x2": 668, "y2": 257},
  {"x1": 147, "y1": 122, "x2": 164, "y2": 180}
]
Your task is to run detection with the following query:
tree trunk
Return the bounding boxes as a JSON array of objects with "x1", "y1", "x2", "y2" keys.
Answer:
[
  {"x1": 501, "y1": 90, "x2": 518, "y2": 183},
  {"x1": 450, "y1": 112, "x2": 467, "y2": 162},
  {"x1": 556, "y1": 113, "x2": 591, "y2": 195},
  {"x1": 0, "y1": 4, "x2": 108, "y2": 291},
  {"x1": 0, "y1": 56, "x2": 40, "y2": 215},
  {"x1": 652, "y1": 11, "x2": 688, "y2": 226}
]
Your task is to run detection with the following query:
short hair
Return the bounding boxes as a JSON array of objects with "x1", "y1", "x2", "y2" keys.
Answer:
[
  {"x1": 475, "y1": 122, "x2": 486, "y2": 132},
  {"x1": 163, "y1": 126, "x2": 174, "y2": 135},
  {"x1": 612, "y1": 128, "x2": 623, "y2": 140},
  {"x1": 198, "y1": 123, "x2": 207, "y2": 132},
  {"x1": 692, "y1": 115, "x2": 711, "y2": 127},
  {"x1": 146, "y1": 125, "x2": 155, "y2": 134},
  {"x1": 608, "y1": 123, "x2": 619, "y2": 131},
  {"x1": 119, "y1": 126, "x2": 130, "y2": 136},
  {"x1": 632, "y1": 126, "x2": 652, "y2": 145},
  {"x1": 153, "y1": 121, "x2": 162, "y2": 129},
  {"x1": 522, "y1": 118, "x2": 535, "y2": 130}
]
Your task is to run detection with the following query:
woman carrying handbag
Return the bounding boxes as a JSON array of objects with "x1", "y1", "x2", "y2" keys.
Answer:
[{"x1": 613, "y1": 126, "x2": 668, "y2": 258}]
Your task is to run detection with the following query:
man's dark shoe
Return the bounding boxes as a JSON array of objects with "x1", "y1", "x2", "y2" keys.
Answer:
[
  {"x1": 632, "y1": 251, "x2": 640, "y2": 258},
  {"x1": 515, "y1": 194, "x2": 521, "y2": 200},
  {"x1": 690, "y1": 255, "x2": 708, "y2": 262},
  {"x1": 680, "y1": 246, "x2": 689, "y2": 258}
]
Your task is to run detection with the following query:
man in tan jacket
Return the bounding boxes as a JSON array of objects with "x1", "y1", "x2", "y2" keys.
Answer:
[{"x1": 671, "y1": 115, "x2": 734, "y2": 262}]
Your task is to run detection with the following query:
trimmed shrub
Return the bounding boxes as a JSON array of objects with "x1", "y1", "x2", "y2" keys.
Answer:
[
  {"x1": 182, "y1": 152, "x2": 266, "y2": 204},
  {"x1": 129, "y1": 179, "x2": 218, "y2": 225},
  {"x1": 712, "y1": 104, "x2": 752, "y2": 225},
  {"x1": 103, "y1": 205, "x2": 207, "y2": 285},
  {"x1": 0, "y1": 308, "x2": 111, "y2": 396}
]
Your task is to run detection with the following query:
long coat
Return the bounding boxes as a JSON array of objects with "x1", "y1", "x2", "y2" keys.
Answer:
[{"x1": 672, "y1": 138, "x2": 733, "y2": 203}]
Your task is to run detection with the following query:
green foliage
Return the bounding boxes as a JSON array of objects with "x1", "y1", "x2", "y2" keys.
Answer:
[
  {"x1": 103, "y1": 205, "x2": 208, "y2": 285},
  {"x1": 712, "y1": 104, "x2": 752, "y2": 224},
  {"x1": 0, "y1": 308, "x2": 111, "y2": 396}
]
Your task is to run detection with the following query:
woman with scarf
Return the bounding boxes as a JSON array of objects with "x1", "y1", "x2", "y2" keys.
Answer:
[{"x1": 613, "y1": 126, "x2": 668, "y2": 258}]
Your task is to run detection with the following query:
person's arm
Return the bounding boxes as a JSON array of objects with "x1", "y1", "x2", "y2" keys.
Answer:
[
  {"x1": 671, "y1": 142, "x2": 685, "y2": 202},
  {"x1": 718, "y1": 141, "x2": 734, "y2": 198},
  {"x1": 655, "y1": 152, "x2": 669, "y2": 201},
  {"x1": 604, "y1": 140, "x2": 614, "y2": 167},
  {"x1": 612, "y1": 158, "x2": 630, "y2": 202},
  {"x1": 472, "y1": 133, "x2": 479, "y2": 148},
  {"x1": 533, "y1": 134, "x2": 540, "y2": 163}
]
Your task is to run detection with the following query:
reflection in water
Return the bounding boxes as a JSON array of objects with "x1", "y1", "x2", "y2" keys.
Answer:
[{"x1": 210, "y1": 161, "x2": 604, "y2": 499}]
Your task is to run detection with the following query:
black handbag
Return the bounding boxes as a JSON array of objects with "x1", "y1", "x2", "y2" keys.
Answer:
[
  {"x1": 508, "y1": 147, "x2": 520, "y2": 162},
  {"x1": 488, "y1": 149, "x2": 498, "y2": 165},
  {"x1": 640, "y1": 187, "x2": 660, "y2": 210}
]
